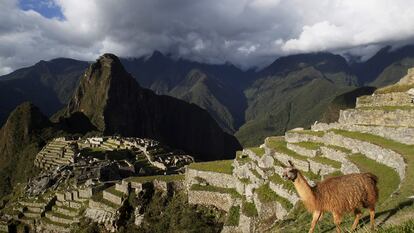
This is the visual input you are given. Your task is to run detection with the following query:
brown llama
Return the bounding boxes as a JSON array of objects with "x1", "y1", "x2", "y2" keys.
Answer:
[{"x1": 282, "y1": 160, "x2": 378, "y2": 233}]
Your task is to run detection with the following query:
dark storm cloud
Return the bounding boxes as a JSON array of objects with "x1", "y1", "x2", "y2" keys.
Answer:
[{"x1": 1, "y1": 0, "x2": 414, "y2": 74}]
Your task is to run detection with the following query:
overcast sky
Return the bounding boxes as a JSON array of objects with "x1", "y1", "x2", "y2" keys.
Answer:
[{"x1": 1, "y1": 0, "x2": 414, "y2": 74}]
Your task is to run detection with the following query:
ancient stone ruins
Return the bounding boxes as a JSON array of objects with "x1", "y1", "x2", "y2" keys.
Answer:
[{"x1": 1, "y1": 68, "x2": 414, "y2": 232}]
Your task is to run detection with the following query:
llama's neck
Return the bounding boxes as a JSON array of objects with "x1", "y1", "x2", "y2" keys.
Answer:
[{"x1": 293, "y1": 172, "x2": 317, "y2": 211}]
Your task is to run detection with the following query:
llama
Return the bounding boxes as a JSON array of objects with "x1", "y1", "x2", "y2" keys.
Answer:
[{"x1": 282, "y1": 160, "x2": 378, "y2": 233}]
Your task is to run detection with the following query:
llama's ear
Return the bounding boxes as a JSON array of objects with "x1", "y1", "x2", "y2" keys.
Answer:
[{"x1": 288, "y1": 160, "x2": 294, "y2": 167}]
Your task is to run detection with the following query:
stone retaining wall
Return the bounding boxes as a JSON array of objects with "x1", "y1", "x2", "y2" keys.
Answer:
[
  {"x1": 268, "y1": 182, "x2": 299, "y2": 204},
  {"x1": 324, "y1": 132, "x2": 406, "y2": 180},
  {"x1": 320, "y1": 147, "x2": 359, "y2": 174},
  {"x1": 339, "y1": 109, "x2": 414, "y2": 127},
  {"x1": 312, "y1": 122, "x2": 414, "y2": 145},
  {"x1": 253, "y1": 193, "x2": 287, "y2": 220},
  {"x1": 356, "y1": 92, "x2": 413, "y2": 108},
  {"x1": 287, "y1": 143, "x2": 318, "y2": 157},
  {"x1": 103, "y1": 190, "x2": 123, "y2": 206},
  {"x1": 186, "y1": 169, "x2": 238, "y2": 189},
  {"x1": 188, "y1": 190, "x2": 235, "y2": 211}
]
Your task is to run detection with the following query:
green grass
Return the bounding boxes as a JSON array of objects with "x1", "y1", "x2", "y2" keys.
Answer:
[
  {"x1": 267, "y1": 138, "x2": 341, "y2": 169},
  {"x1": 269, "y1": 174, "x2": 295, "y2": 191},
  {"x1": 124, "y1": 174, "x2": 184, "y2": 183},
  {"x1": 331, "y1": 129, "x2": 414, "y2": 207},
  {"x1": 190, "y1": 184, "x2": 242, "y2": 198},
  {"x1": 288, "y1": 130, "x2": 325, "y2": 137},
  {"x1": 105, "y1": 186, "x2": 125, "y2": 197},
  {"x1": 235, "y1": 151, "x2": 251, "y2": 165},
  {"x1": 188, "y1": 160, "x2": 233, "y2": 174},
  {"x1": 311, "y1": 156, "x2": 342, "y2": 169},
  {"x1": 49, "y1": 211, "x2": 73, "y2": 220},
  {"x1": 225, "y1": 206, "x2": 240, "y2": 226},
  {"x1": 375, "y1": 83, "x2": 414, "y2": 94},
  {"x1": 378, "y1": 220, "x2": 414, "y2": 233},
  {"x1": 266, "y1": 138, "x2": 309, "y2": 161},
  {"x1": 294, "y1": 141, "x2": 323, "y2": 150},
  {"x1": 348, "y1": 153, "x2": 399, "y2": 203},
  {"x1": 325, "y1": 144, "x2": 352, "y2": 154},
  {"x1": 358, "y1": 106, "x2": 414, "y2": 111},
  {"x1": 242, "y1": 201, "x2": 258, "y2": 217},
  {"x1": 248, "y1": 147, "x2": 265, "y2": 157},
  {"x1": 42, "y1": 216, "x2": 70, "y2": 227},
  {"x1": 256, "y1": 183, "x2": 293, "y2": 209},
  {"x1": 250, "y1": 168, "x2": 262, "y2": 179},
  {"x1": 239, "y1": 178, "x2": 251, "y2": 184}
]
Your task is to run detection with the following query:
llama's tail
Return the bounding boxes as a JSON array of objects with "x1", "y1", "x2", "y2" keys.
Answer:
[
  {"x1": 365, "y1": 172, "x2": 379, "y2": 202},
  {"x1": 366, "y1": 172, "x2": 378, "y2": 185}
]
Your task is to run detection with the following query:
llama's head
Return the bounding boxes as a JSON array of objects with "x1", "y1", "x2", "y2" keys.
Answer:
[{"x1": 282, "y1": 160, "x2": 299, "y2": 181}]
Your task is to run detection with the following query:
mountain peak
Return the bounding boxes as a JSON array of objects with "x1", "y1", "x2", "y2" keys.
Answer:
[{"x1": 63, "y1": 54, "x2": 241, "y2": 160}]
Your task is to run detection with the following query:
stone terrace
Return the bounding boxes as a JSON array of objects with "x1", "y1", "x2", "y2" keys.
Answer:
[{"x1": 186, "y1": 69, "x2": 414, "y2": 232}]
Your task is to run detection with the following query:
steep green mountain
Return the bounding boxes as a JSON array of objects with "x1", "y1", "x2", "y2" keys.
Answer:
[
  {"x1": 319, "y1": 86, "x2": 376, "y2": 123},
  {"x1": 0, "y1": 58, "x2": 89, "y2": 125},
  {"x1": 59, "y1": 54, "x2": 241, "y2": 161},
  {"x1": 121, "y1": 52, "x2": 250, "y2": 133},
  {"x1": 235, "y1": 53, "x2": 358, "y2": 146},
  {"x1": 352, "y1": 45, "x2": 414, "y2": 86},
  {"x1": 0, "y1": 102, "x2": 60, "y2": 196}
]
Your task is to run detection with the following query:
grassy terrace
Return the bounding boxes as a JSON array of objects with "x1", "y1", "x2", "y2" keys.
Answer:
[
  {"x1": 293, "y1": 141, "x2": 323, "y2": 150},
  {"x1": 124, "y1": 174, "x2": 184, "y2": 183},
  {"x1": 242, "y1": 201, "x2": 258, "y2": 217},
  {"x1": 49, "y1": 211, "x2": 73, "y2": 220},
  {"x1": 357, "y1": 106, "x2": 414, "y2": 111},
  {"x1": 105, "y1": 186, "x2": 124, "y2": 197},
  {"x1": 256, "y1": 183, "x2": 293, "y2": 209},
  {"x1": 190, "y1": 184, "x2": 241, "y2": 198},
  {"x1": 235, "y1": 151, "x2": 251, "y2": 165},
  {"x1": 375, "y1": 83, "x2": 414, "y2": 94},
  {"x1": 332, "y1": 129, "x2": 413, "y2": 208},
  {"x1": 225, "y1": 206, "x2": 240, "y2": 226},
  {"x1": 248, "y1": 147, "x2": 265, "y2": 157},
  {"x1": 269, "y1": 174, "x2": 295, "y2": 191},
  {"x1": 287, "y1": 130, "x2": 325, "y2": 137},
  {"x1": 348, "y1": 153, "x2": 400, "y2": 203},
  {"x1": 325, "y1": 144, "x2": 352, "y2": 154},
  {"x1": 188, "y1": 160, "x2": 233, "y2": 174},
  {"x1": 42, "y1": 217, "x2": 70, "y2": 227},
  {"x1": 267, "y1": 138, "x2": 341, "y2": 169},
  {"x1": 90, "y1": 193, "x2": 120, "y2": 209}
]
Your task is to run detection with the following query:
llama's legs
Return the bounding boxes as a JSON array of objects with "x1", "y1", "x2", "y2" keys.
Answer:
[
  {"x1": 351, "y1": 209, "x2": 362, "y2": 231},
  {"x1": 333, "y1": 212, "x2": 342, "y2": 233},
  {"x1": 308, "y1": 211, "x2": 322, "y2": 233},
  {"x1": 369, "y1": 208, "x2": 376, "y2": 230}
]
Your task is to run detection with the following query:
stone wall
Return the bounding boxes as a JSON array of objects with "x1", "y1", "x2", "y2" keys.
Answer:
[
  {"x1": 323, "y1": 132, "x2": 406, "y2": 180},
  {"x1": 338, "y1": 109, "x2": 414, "y2": 127},
  {"x1": 312, "y1": 122, "x2": 414, "y2": 145},
  {"x1": 268, "y1": 182, "x2": 299, "y2": 204},
  {"x1": 186, "y1": 168, "x2": 238, "y2": 189},
  {"x1": 187, "y1": 190, "x2": 235, "y2": 212},
  {"x1": 103, "y1": 190, "x2": 123, "y2": 206},
  {"x1": 287, "y1": 143, "x2": 318, "y2": 157},
  {"x1": 320, "y1": 147, "x2": 359, "y2": 174},
  {"x1": 356, "y1": 92, "x2": 413, "y2": 108},
  {"x1": 253, "y1": 193, "x2": 287, "y2": 220}
]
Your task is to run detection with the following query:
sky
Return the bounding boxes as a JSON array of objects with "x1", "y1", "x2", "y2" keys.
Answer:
[{"x1": 1, "y1": 0, "x2": 414, "y2": 75}]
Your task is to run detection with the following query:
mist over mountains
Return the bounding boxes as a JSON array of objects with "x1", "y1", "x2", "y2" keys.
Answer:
[{"x1": 1, "y1": 45, "x2": 414, "y2": 146}]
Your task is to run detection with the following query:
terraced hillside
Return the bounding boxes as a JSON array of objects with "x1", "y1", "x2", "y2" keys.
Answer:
[{"x1": 186, "y1": 69, "x2": 414, "y2": 232}]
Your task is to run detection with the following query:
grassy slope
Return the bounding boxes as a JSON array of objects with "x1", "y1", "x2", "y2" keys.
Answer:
[{"x1": 236, "y1": 67, "x2": 355, "y2": 147}]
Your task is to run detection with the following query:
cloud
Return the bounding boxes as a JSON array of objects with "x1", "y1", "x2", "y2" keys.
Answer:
[{"x1": 1, "y1": 0, "x2": 414, "y2": 74}]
